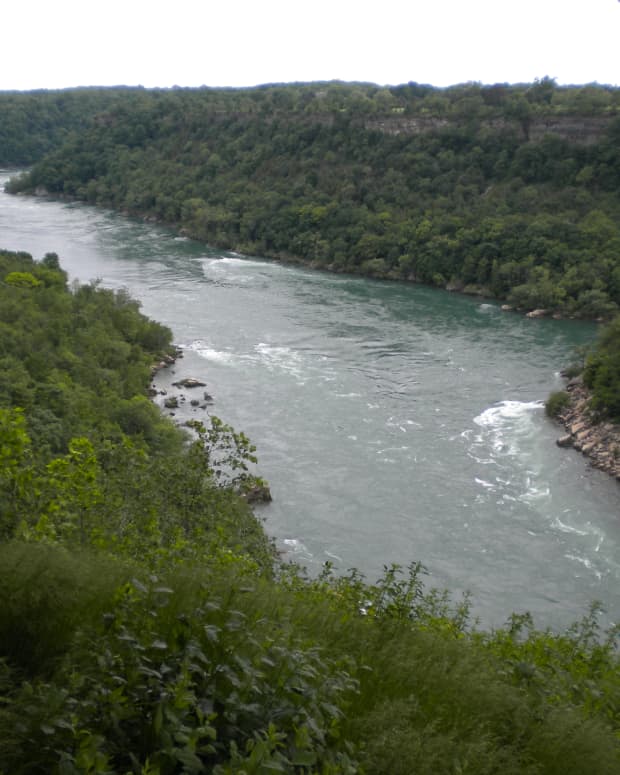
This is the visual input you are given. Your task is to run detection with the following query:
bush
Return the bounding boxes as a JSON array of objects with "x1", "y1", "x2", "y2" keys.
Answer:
[
  {"x1": 583, "y1": 316, "x2": 620, "y2": 420},
  {"x1": 545, "y1": 390, "x2": 571, "y2": 418}
]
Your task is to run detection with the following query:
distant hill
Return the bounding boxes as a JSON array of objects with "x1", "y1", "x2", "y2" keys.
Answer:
[{"x1": 5, "y1": 80, "x2": 620, "y2": 317}]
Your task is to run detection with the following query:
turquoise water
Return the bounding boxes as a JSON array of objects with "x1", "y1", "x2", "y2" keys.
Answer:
[{"x1": 1, "y1": 171, "x2": 618, "y2": 630}]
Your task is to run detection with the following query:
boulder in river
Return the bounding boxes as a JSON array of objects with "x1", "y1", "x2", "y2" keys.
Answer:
[
  {"x1": 239, "y1": 482, "x2": 273, "y2": 504},
  {"x1": 172, "y1": 377, "x2": 207, "y2": 388}
]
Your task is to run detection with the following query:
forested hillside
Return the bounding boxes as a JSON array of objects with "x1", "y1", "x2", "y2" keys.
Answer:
[
  {"x1": 0, "y1": 248, "x2": 619, "y2": 772},
  {"x1": 0, "y1": 88, "x2": 141, "y2": 166},
  {"x1": 2, "y1": 83, "x2": 620, "y2": 771},
  {"x1": 6, "y1": 80, "x2": 620, "y2": 319}
]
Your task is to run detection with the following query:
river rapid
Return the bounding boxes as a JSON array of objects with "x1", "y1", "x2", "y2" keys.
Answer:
[{"x1": 1, "y1": 170, "x2": 618, "y2": 630}]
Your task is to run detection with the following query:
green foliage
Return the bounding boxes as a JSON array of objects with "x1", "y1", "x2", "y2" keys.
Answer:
[
  {"x1": 6, "y1": 82, "x2": 620, "y2": 317},
  {"x1": 583, "y1": 315, "x2": 620, "y2": 419},
  {"x1": 0, "y1": 246, "x2": 619, "y2": 771},
  {"x1": 0, "y1": 560, "x2": 359, "y2": 773},
  {"x1": 545, "y1": 390, "x2": 571, "y2": 418},
  {"x1": 0, "y1": 408, "x2": 33, "y2": 539},
  {"x1": 1, "y1": 553, "x2": 618, "y2": 773},
  {"x1": 0, "y1": 250, "x2": 274, "y2": 568},
  {"x1": 0, "y1": 249, "x2": 175, "y2": 453},
  {"x1": 4, "y1": 270, "x2": 41, "y2": 288},
  {"x1": 0, "y1": 542, "x2": 128, "y2": 676},
  {"x1": 0, "y1": 87, "x2": 146, "y2": 166}
]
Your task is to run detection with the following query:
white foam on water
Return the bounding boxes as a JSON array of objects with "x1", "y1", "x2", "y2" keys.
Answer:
[
  {"x1": 282, "y1": 538, "x2": 313, "y2": 560},
  {"x1": 217, "y1": 256, "x2": 268, "y2": 268},
  {"x1": 474, "y1": 400, "x2": 544, "y2": 428},
  {"x1": 466, "y1": 450, "x2": 496, "y2": 465},
  {"x1": 470, "y1": 400, "x2": 544, "y2": 458},
  {"x1": 553, "y1": 517, "x2": 590, "y2": 536},
  {"x1": 386, "y1": 416, "x2": 408, "y2": 431},
  {"x1": 198, "y1": 256, "x2": 266, "y2": 268},
  {"x1": 518, "y1": 485, "x2": 550, "y2": 503},
  {"x1": 185, "y1": 339, "x2": 207, "y2": 350},
  {"x1": 553, "y1": 518, "x2": 605, "y2": 554},
  {"x1": 254, "y1": 342, "x2": 305, "y2": 380},
  {"x1": 564, "y1": 554, "x2": 602, "y2": 579},
  {"x1": 195, "y1": 347, "x2": 236, "y2": 365}
]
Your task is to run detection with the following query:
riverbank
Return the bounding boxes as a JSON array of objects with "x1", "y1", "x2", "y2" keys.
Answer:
[
  {"x1": 8, "y1": 184, "x2": 614, "y2": 323},
  {"x1": 556, "y1": 377, "x2": 620, "y2": 481}
]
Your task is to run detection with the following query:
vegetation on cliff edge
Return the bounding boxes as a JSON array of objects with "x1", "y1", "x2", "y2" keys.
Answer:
[{"x1": 0, "y1": 248, "x2": 618, "y2": 773}]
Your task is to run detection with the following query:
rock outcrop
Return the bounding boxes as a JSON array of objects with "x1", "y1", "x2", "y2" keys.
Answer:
[
  {"x1": 555, "y1": 377, "x2": 620, "y2": 480},
  {"x1": 172, "y1": 377, "x2": 207, "y2": 388}
]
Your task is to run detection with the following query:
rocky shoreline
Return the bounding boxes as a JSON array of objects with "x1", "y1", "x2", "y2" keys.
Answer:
[
  {"x1": 149, "y1": 349, "x2": 272, "y2": 504},
  {"x1": 555, "y1": 377, "x2": 620, "y2": 481}
]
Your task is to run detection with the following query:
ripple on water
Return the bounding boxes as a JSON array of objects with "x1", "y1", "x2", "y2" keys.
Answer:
[{"x1": 2, "y1": 173, "x2": 618, "y2": 631}]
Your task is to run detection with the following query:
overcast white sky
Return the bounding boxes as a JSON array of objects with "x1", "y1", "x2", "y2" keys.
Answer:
[{"x1": 2, "y1": 0, "x2": 619, "y2": 91}]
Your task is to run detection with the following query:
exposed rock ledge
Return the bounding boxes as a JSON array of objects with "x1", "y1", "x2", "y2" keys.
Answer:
[{"x1": 555, "y1": 377, "x2": 620, "y2": 481}]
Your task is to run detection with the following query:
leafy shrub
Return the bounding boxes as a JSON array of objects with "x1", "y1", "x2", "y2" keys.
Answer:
[
  {"x1": 0, "y1": 570, "x2": 360, "y2": 773},
  {"x1": 4, "y1": 270, "x2": 41, "y2": 288},
  {"x1": 545, "y1": 390, "x2": 571, "y2": 418},
  {"x1": 562, "y1": 362, "x2": 583, "y2": 379},
  {"x1": 584, "y1": 316, "x2": 620, "y2": 420}
]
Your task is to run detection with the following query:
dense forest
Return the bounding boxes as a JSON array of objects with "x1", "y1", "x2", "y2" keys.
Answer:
[
  {"x1": 0, "y1": 248, "x2": 619, "y2": 773},
  {"x1": 0, "y1": 88, "x2": 142, "y2": 167},
  {"x1": 1, "y1": 83, "x2": 620, "y2": 771},
  {"x1": 5, "y1": 80, "x2": 620, "y2": 320},
  {"x1": 4, "y1": 80, "x2": 620, "y2": 417}
]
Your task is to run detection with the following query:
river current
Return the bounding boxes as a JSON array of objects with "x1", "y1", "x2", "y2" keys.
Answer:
[{"x1": 1, "y1": 170, "x2": 618, "y2": 630}]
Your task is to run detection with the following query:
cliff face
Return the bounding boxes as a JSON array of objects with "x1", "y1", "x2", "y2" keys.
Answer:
[
  {"x1": 527, "y1": 116, "x2": 612, "y2": 145},
  {"x1": 364, "y1": 115, "x2": 613, "y2": 145},
  {"x1": 212, "y1": 111, "x2": 614, "y2": 146}
]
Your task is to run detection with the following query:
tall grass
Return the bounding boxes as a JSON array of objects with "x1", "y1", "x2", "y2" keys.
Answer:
[{"x1": 3, "y1": 547, "x2": 617, "y2": 773}]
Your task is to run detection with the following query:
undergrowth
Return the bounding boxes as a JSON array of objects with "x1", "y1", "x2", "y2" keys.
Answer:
[{"x1": 0, "y1": 545, "x2": 618, "y2": 774}]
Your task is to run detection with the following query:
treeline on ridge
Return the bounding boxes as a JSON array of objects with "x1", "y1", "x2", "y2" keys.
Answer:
[
  {"x1": 0, "y1": 87, "x2": 143, "y2": 167},
  {"x1": 0, "y1": 249, "x2": 619, "y2": 771},
  {"x1": 5, "y1": 79, "x2": 620, "y2": 320}
]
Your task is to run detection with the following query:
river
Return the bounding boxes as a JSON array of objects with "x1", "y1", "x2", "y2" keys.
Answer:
[{"x1": 1, "y1": 170, "x2": 618, "y2": 630}]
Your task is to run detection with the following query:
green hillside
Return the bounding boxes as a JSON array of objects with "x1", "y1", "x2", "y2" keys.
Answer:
[
  {"x1": 6, "y1": 80, "x2": 620, "y2": 318},
  {"x1": 2, "y1": 82, "x2": 620, "y2": 771},
  {"x1": 0, "y1": 88, "x2": 143, "y2": 166},
  {"x1": 0, "y1": 248, "x2": 618, "y2": 772}
]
